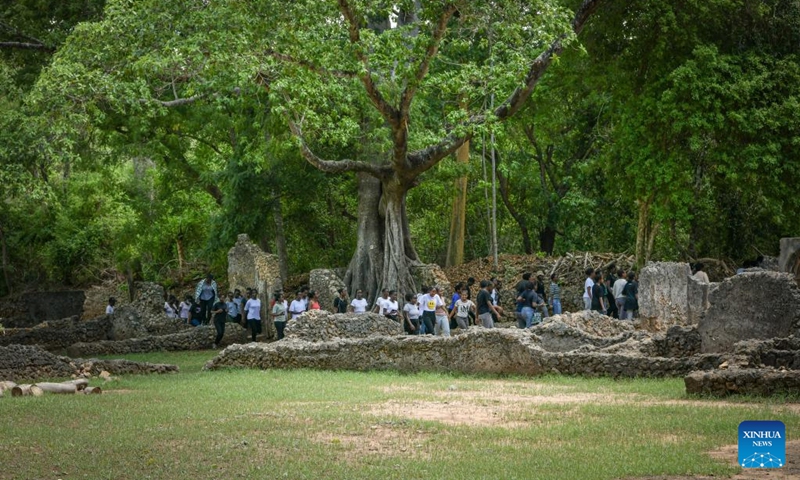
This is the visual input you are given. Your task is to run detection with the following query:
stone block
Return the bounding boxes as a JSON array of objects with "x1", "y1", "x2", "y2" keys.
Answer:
[
  {"x1": 698, "y1": 272, "x2": 800, "y2": 353},
  {"x1": 309, "y1": 269, "x2": 347, "y2": 313},
  {"x1": 687, "y1": 277, "x2": 715, "y2": 325},
  {"x1": 638, "y1": 262, "x2": 692, "y2": 326},
  {"x1": 284, "y1": 309, "x2": 403, "y2": 342},
  {"x1": 685, "y1": 367, "x2": 800, "y2": 396},
  {"x1": 227, "y1": 234, "x2": 282, "y2": 338},
  {"x1": 780, "y1": 237, "x2": 800, "y2": 277}
]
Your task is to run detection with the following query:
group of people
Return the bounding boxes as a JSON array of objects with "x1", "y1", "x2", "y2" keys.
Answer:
[{"x1": 582, "y1": 266, "x2": 639, "y2": 319}]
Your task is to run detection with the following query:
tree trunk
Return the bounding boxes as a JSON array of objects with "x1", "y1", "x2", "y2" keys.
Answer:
[
  {"x1": 272, "y1": 193, "x2": 290, "y2": 282},
  {"x1": 176, "y1": 235, "x2": 186, "y2": 278},
  {"x1": 34, "y1": 382, "x2": 77, "y2": 394},
  {"x1": 635, "y1": 196, "x2": 658, "y2": 267},
  {"x1": 0, "y1": 221, "x2": 12, "y2": 295},
  {"x1": 380, "y1": 180, "x2": 419, "y2": 298},
  {"x1": 445, "y1": 140, "x2": 469, "y2": 266},
  {"x1": 495, "y1": 166, "x2": 533, "y2": 254},
  {"x1": 344, "y1": 174, "x2": 385, "y2": 305},
  {"x1": 539, "y1": 226, "x2": 557, "y2": 256}
]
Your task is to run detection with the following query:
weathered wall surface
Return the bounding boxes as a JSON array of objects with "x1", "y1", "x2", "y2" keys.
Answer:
[
  {"x1": 0, "y1": 344, "x2": 178, "y2": 382},
  {"x1": 284, "y1": 310, "x2": 403, "y2": 342},
  {"x1": 0, "y1": 316, "x2": 112, "y2": 350},
  {"x1": 1, "y1": 291, "x2": 85, "y2": 328},
  {"x1": 309, "y1": 269, "x2": 347, "y2": 313},
  {"x1": 638, "y1": 262, "x2": 692, "y2": 326},
  {"x1": 206, "y1": 328, "x2": 727, "y2": 379},
  {"x1": 227, "y1": 234, "x2": 282, "y2": 338},
  {"x1": 698, "y1": 272, "x2": 800, "y2": 353},
  {"x1": 685, "y1": 367, "x2": 800, "y2": 396}
]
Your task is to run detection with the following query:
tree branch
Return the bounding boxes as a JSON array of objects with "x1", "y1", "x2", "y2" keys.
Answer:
[
  {"x1": 285, "y1": 116, "x2": 390, "y2": 177},
  {"x1": 495, "y1": 0, "x2": 604, "y2": 121},
  {"x1": 0, "y1": 41, "x2": 54, "y2": 52},
  {"x1": 153, "y1": 95, "x2": 204, "y2": 107},
  {"x1": 337, "y1": 0, "x2": 400, "y2": 128}
]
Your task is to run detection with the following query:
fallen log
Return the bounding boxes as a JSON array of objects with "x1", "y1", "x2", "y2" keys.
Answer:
[
  {"x1": 11, "y1": 384, "x2": 32, "y2": 396},
  {"x1": 30, "y1": 385, "x2": 44, "y2": 397},
  {"x1": 63, "y1": 379, "x2": 89, "y2": 391},
  {"x1": 0, "y1": 381, "x2": 17, "y2": 392},
  {"x1": 84, "y1": 386, "x2": 102, "y2": 395},
  {"x1": 34, "y1": 382, "x2": 77, "y2": 394}
]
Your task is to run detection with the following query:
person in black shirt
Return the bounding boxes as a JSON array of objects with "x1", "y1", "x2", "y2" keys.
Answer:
[
  {"x1": 534, "y1": 271, "x2": 549, "y2": 318},
  {"x1": 476, "y1": 280, "x2": 500, "y2": 328},
  {"x1": 333, "y1": 288, "x2": 349, "y2": 313},
  {"x1": 622, "y1": 272, "x2": 639, "y2": 320},
  {"x1": 605, "y1": 267, "x2": 619, "y2": 318},
  {"x1": 211, "y1": 295, "x2": 228, "y2": 348},
  {"x1": 591, "y1": 272, "x2": 607, "y2": 313}
]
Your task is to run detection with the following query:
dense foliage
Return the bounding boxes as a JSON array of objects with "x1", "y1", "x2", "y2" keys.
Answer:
[{"x1": 1, "y1": 0, "x2": 797, "y2": 295}]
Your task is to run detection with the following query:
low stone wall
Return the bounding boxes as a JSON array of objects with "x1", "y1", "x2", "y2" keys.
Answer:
[
  {"x1": 206, "y1": 328, "x2": 728, "y2": 379},
  {"x1": 733, "y1": 336, "x2": 800, "y2": 370},
  {"x1": 685, "y1": 368, "x2": 800, "y2": 396},
  {"x1": 698, "y1": 272, "x2": 800, "y2": 353},
  {"x1": 0, "y1": 344, "x2": 178, "y2": 382},
  {"x1": 284, "y1": 310, "x2": 403, "y2": 342},
  {"x1": 0, "y1": 316, "x2": 112, "y2": 350},
  {"x1": 530, "y1": 318, "x2": 634, "y2": 353},
  {"x1": 66, "y1": 325, "x2": 251, "y2": 357}
]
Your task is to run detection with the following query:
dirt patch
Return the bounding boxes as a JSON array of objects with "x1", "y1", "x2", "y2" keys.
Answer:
[
  {"x1": 314, "y1": 422, "x2": 432, "y2": 461},
  {"x1": 621, "y1": 440, "x2": 800, "y2": 480}
]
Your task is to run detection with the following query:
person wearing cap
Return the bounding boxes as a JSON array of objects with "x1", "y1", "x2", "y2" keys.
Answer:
[{"x1": 195, "y1": 273, "x2": 218, "y2": 325}]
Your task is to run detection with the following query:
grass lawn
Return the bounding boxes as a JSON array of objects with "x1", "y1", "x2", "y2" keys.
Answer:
[{"x1": 1, "y1": 350, "x2": 798, "y2": 479}]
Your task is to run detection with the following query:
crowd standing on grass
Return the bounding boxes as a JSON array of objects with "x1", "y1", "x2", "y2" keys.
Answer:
[{"x1": 164, "y1": 266, "x2": 641, "y2": 346}]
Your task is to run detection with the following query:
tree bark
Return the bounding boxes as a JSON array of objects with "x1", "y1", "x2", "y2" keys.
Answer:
[
  {"x1": 635, "y1": 196, "x2": 658, "y2": 267},
  {"x1": 380, "y1": 179, "x2": 419, "y2": 297},
  {"x1": 344, "y1": 174, "x2": 385, "y2": 305},
  {"x1": 445, "y1": 140, "x2": 469, "y2": 266},
  {"x1": 539, "y1": 226, "x2": 557, "y2": 256},
  {"x1": 272, "y1": 192, "x2": 290, "y2": 282},
  {"x1": 495, "y1": 166, "x2": 533, "y2": 254}
]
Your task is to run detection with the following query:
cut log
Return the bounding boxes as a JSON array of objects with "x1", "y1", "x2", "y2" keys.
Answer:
[
  {"x1": 0, "y1": 381, "x2": 17, "y2": 392},
  {"x1": 63, "y1": 379, "x2": 89, "y2": 391},
  {"x1": 30, "y1": 385, "x2": 44, "y2": 397},
  {"x1": 84, "y1": 386, "x2": 102, "y2": 395},
  {"x1": 11, "y1": 384, "x2": 32, "y2": 396},
  {"x1": 34, "y1": 382, "x2": 77, "y2": 394}
]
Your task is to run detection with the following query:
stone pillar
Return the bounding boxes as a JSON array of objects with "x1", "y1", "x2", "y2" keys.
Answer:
[
  {"x1": 227, "y1": 234, "x2": 283, "y2": 339},
  {"x1": 638, "y1": 262, "x2": 692, "y2": 328},
  {"x1": 779, "y1": 237, "x2": 800, "y2": 278}
]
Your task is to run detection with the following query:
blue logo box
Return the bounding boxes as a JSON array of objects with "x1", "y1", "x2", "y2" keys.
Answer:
[{"x1": 738, "y1": 420, "x2": 786, "y2": 468}]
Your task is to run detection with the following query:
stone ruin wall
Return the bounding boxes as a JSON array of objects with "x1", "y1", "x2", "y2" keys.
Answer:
[{"x1": 227, "y1": 234, "x2": 283, "y2": 338}]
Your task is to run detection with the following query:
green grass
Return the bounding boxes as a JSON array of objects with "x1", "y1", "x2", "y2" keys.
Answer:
[{"x1": 1, "y1": 351, "x2": 798, "y2": 480}]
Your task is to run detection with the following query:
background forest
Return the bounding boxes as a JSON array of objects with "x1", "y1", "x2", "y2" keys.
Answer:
[{"x1": 1, "y1": 0, "x2": 798, "y2": 295}]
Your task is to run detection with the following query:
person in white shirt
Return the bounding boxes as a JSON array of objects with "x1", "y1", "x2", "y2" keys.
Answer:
[
  {"x1": 349, "y1": 289, "x2": 369, "y2": 314},
  {"x1": 418, "y1": 286, "x2": 439, "y2": 335},
  {"x1": 612, "y1": 270, "x2": 628, "y2": 319},
  {"x1": 692, "y1": 263, "x2": 710, "y2": 283},
  {"x1": 449, "y1": 287, "x2": 475, "y2": 330},
  {"x1": 383, "y1": 290, "x2": 400, "y2": 321},
  {"x1": 243, "y1": 289, "x2": 262, "y2": 342},
  {"x1": 372, "y1": 289, "x2": 390, "y2": 314},
  {"x1": 271, "y1": 292, "x2": 288, "y2": 340},
  {"x1": 105, "y1": 297, "x2": 116, "y2": 315},
  {"x1": 403, "y1": 293, "x2": 420, "y2": 334},
  {"x1": 583, "y1": 268, "x2": 595, "y2": 311},
  {"x1": 289, "y1": 291, "x2": 306, "y2": 319}
]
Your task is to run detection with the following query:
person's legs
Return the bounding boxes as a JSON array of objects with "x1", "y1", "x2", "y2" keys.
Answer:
[
  {"x1": 198, "y1": 299, "x2": 211, "y2": 324},
  {"x1": 479, "y1": 312, "x2": 494, "y2": 328},
  {"x1": 436, "y1": 315, "x2": 450, "y2": 337},
  {"x1": 274, "y1": 321, "x2": 285, "y2": 340},
  {"x1": 248, "y1": 320, "x2": 259, "y2": 341},
  {"x1": 616, "y1": 298, "x2": 626, "y2": 320},
  {"x1": 552, "y1": 299, "x2": 562, "y2": 315},
  {"x1": 422, "y1": 311, "x2": 435, "y2": 335},
  {"x1": 522, "y1": 307, "x2": 534, "y2": 328},
  {"x1": 625, "y1": 310, "x2": 634, "y2": 320},
  {"x1": 214, "y1": 317, "x2": 225, "y2": 346},
  {"x1": 541, "y1": 304, "x2": 549, "y2": 318},
  {"x1": 456, "y1": 316, "x2": 469, "y2": 330},
  {"x1": 584, "y1": 297, "x2": 592, "y2": 311}
]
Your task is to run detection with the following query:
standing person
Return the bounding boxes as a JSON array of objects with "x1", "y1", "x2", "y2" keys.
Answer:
[
  {"x1": 692, "y1": 263, "x2": 710, "y2": 283},
  {"x1": 333, "y1": 288, "x2": 349, "y2": 313},
  {"x1": 449, "y1": 287, "x2": 475, "y2": 331},
  {"x1": 549, "y1": 274, "x2": 562, "y2": 315},
  {"x1": 226, "y1": 292, "x2": 241, "y2": 325},
  {"x1": 465, "y1": 278, "x2": 477, "y2": 325},
  {"x1": 195, "y1": 274, "x2": 218, "y2": 325},
  {"x1": 535, "y1": 271, "x2": 549, "y2": 318},
  {"x1": 307, "y1": 291, "x2": 320, "y2": 310},
  {"x1": 591, "y1": 271, "x2": 607, "y2": 314},
  {"x1": 613, "y1": 270, "x2": 628, "y2": 320},
  {"x1": 489, "y1": 279, "x2": 505, "y2": 323},
  {"x1": 179, "y1": 295, "x2": 193, "y2": 324},
  {"x1": 583, "y1": 268, "x2": 595, "y2": 311},
  {"x1": 514, "y1": 274, "x2": 531, "y2": 327},
  {"x1": 605, "y1": 267, "x2": 619, "y2": 318},
  {"x1": 165, "y1": 295, "x2": 179, "y2": 318},
  {"x1": 349, "y1": 289, "x2": 369, "y2": 314},
  {"x1": 233, "y1": 289, "x2": 247, "y2": 328},
  {"x1": 289, "y1": 291, "x2": 306, "y2": 319},
  {"x1": 403, "y1": 293, "x2": 420, "y2": 334},
  {"x1": 476, "y1": 280, "x2": 500, "y2": 328},
  {"x1": 211, "y1": 294, "x2": 228, "y2": 349},
  {"x1": 190, "y1": 298, "x2": 204, "y2": 326},
  {"x1": 244, "y1": 289, "x2": 262, "y2": 342},
  {"x1": 383, "y1": 291, "x2": 400, "y2": 322},
  {"x1": 300, "y1": 286, "x2": 309, "y2": 310},
  {"x1": 418, "y1": 286, "x2": 439, "y2": 335},
  {"x1": 372, "y1": 289, "x2": 390, "y2": 314},
  {"x1": 106, "y1": 297, "x2": 116, "y2": 315},
  {"x1": 622, "y1": 272, "x2": 639, "y2": 320},
  {"x1": 448, "y1": 283, "x2": 464, "y2": 330},
  {"x1": 271, "y1": 292, "x2": 288, "y2": 340},
  {"x1": 433, "y1": 287, "x2": 450, "y2": 337}
]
